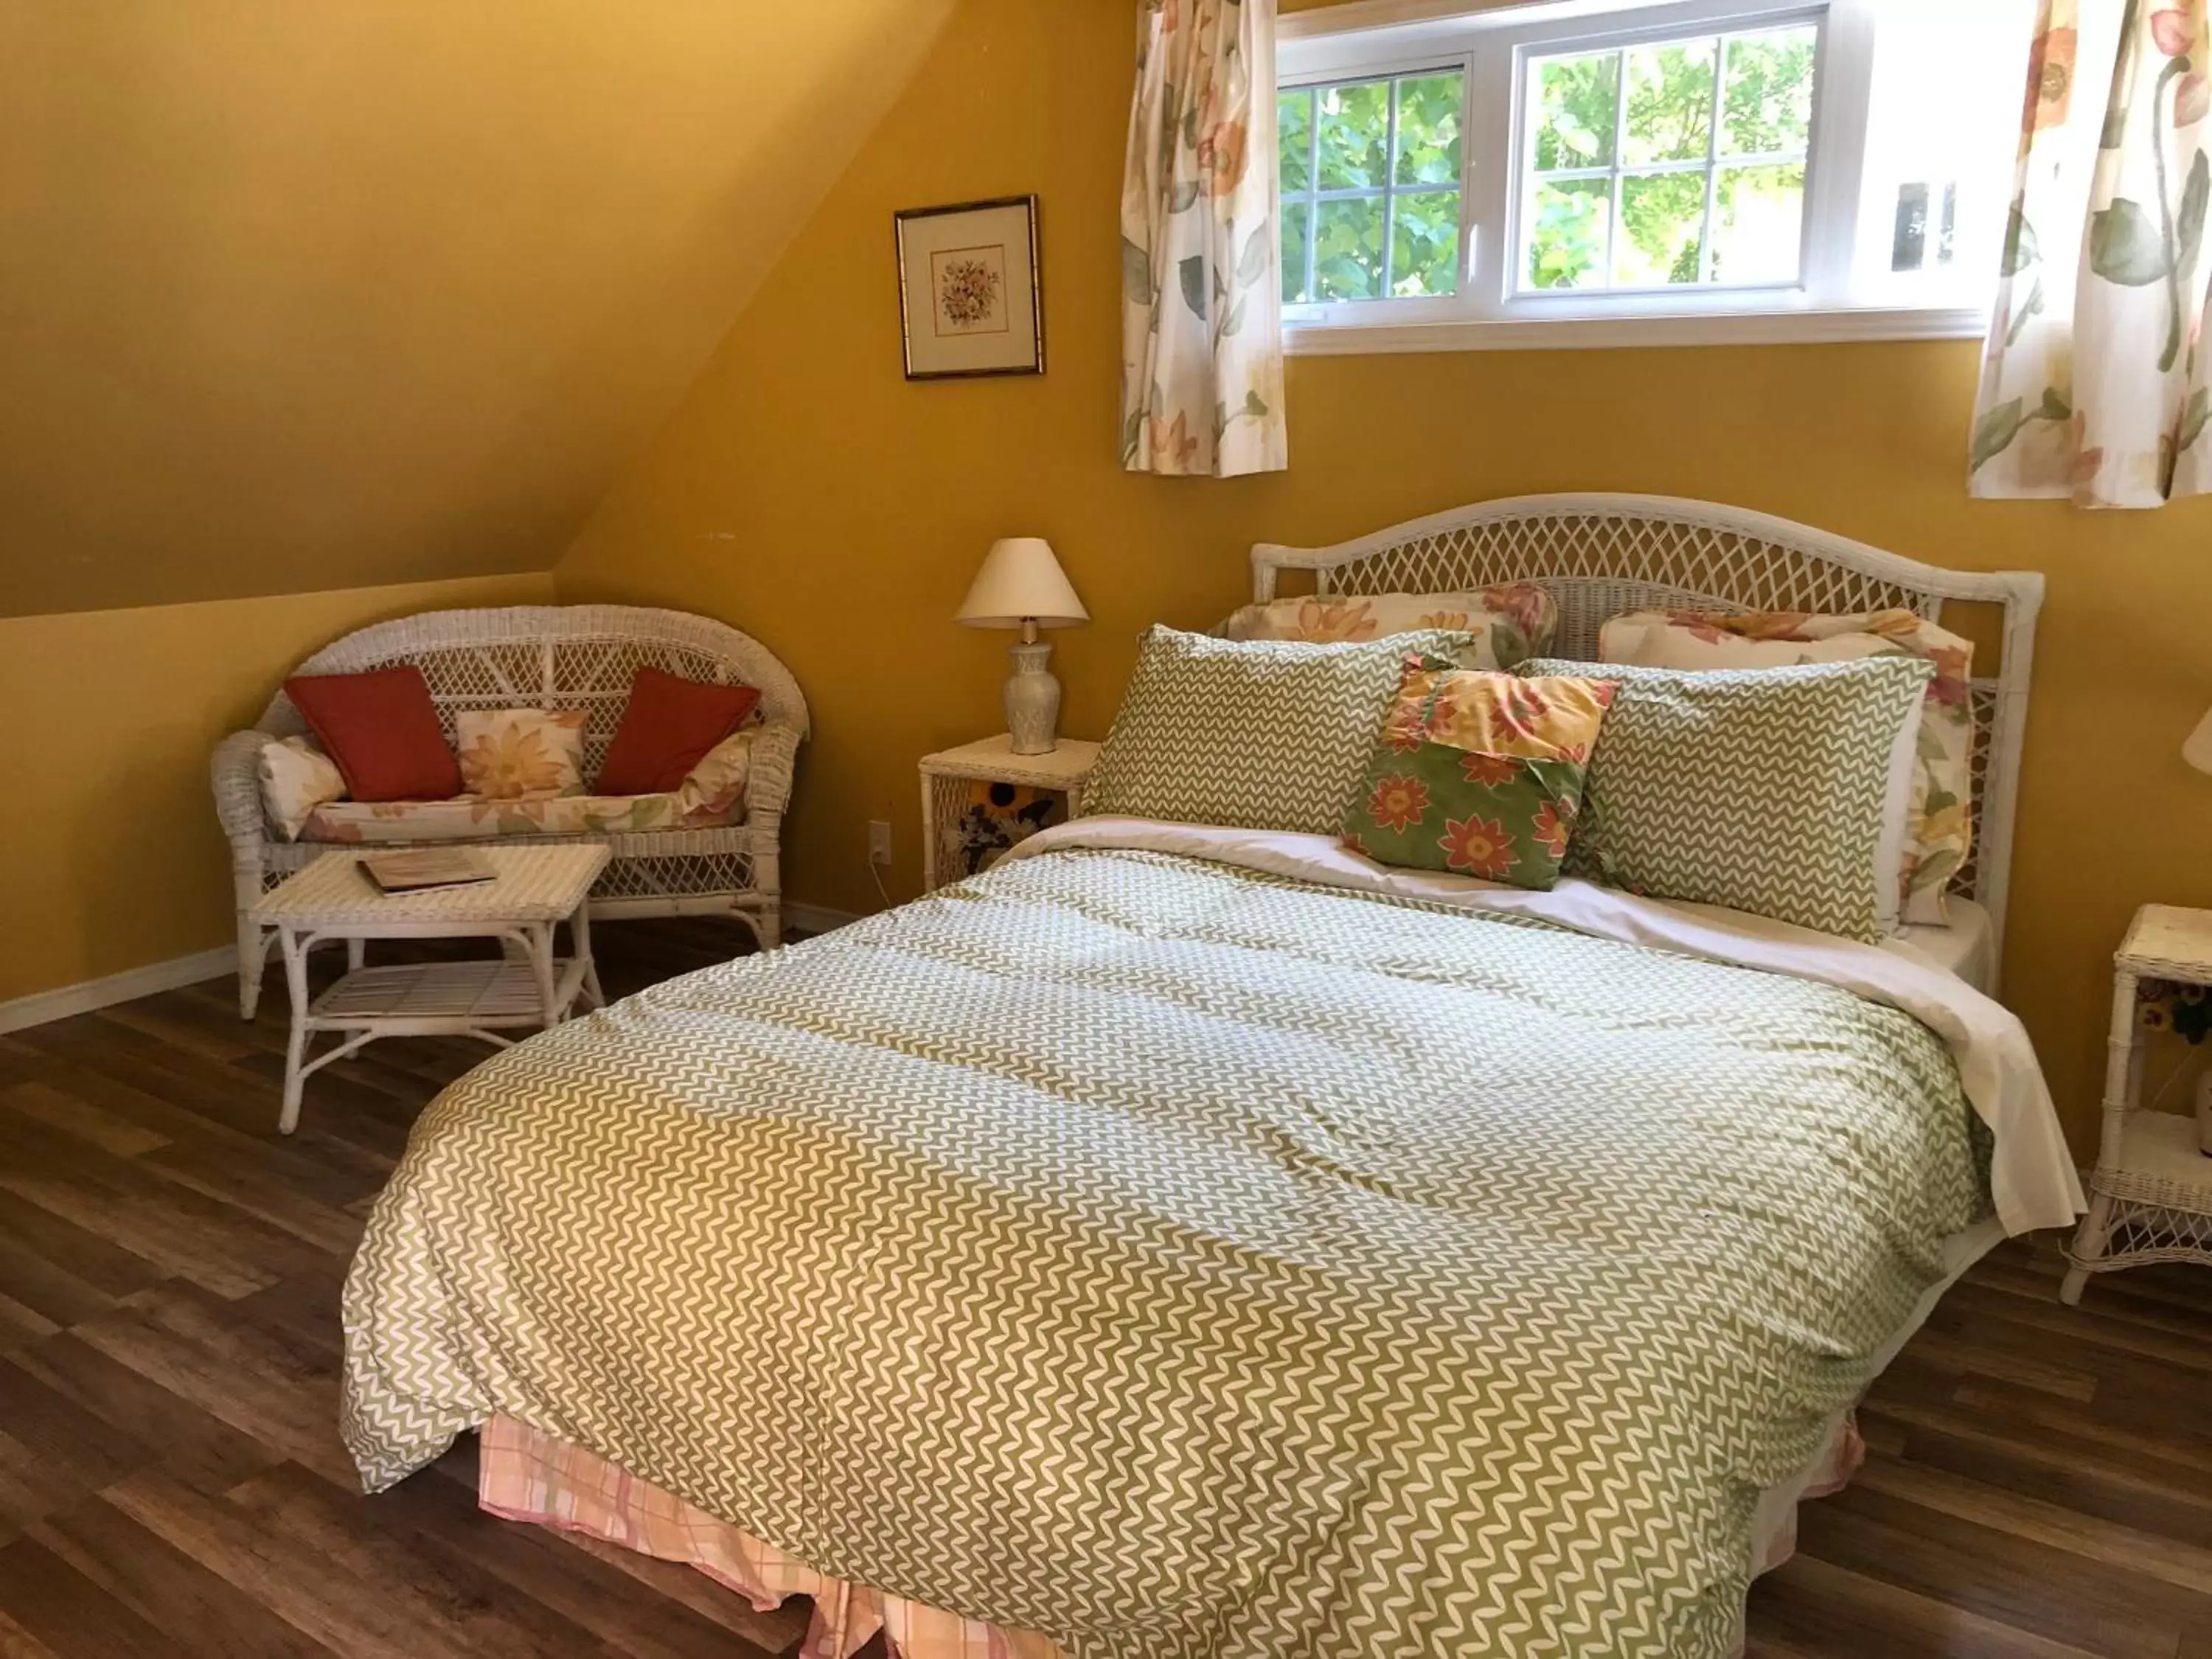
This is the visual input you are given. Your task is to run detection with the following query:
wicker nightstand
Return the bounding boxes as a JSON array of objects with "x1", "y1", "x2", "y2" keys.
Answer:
[
  {"x1": 919, "y1": 735, "x2": 1101, "y2": 893},
  {"x1": 2061, "y1": 903, "x2": 2212, "y2": 1304}
]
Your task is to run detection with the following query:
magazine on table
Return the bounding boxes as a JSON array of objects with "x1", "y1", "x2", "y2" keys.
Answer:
[{"x1": 360, "y1": 849, "x2": 497, "y2": 894}]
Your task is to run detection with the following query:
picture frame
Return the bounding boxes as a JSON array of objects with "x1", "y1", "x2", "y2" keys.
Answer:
[{"x1": 894, "y1": 195, "x2": 1044, "y2": 381}]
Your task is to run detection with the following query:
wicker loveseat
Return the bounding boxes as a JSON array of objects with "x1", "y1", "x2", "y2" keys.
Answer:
[{"x1": 212, "y1": 605, "x2": 808, "y2": 1018}]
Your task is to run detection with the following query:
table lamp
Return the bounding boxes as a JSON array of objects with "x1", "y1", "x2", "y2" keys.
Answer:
[
  {"x1": 956, "y1": 538, "x2": 1088, "y2": 754},
  {"x1": 2188, "y1": 706, "x2": 2212, "y2": 775}
]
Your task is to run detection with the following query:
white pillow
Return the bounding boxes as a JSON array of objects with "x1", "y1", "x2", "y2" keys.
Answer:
[{"x1": 257, "y1": 736, "x2": 348, "y2": 841}]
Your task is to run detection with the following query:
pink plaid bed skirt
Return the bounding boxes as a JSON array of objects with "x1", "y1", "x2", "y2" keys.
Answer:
[{"x1": 477, "y1": 1411, "x2": 1864, "y2": 1659}]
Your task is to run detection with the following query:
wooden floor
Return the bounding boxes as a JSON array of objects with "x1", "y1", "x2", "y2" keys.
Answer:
[{"x1": 0, "y1": 920, "x2": 2206, "y2": 1658}]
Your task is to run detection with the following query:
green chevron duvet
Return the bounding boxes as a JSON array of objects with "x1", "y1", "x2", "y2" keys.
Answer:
[{"x1": 344, "y1": 846, "x2": 1992, "y2": 1659}]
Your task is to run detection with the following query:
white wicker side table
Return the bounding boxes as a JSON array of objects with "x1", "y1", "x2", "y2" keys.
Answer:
[
  {"x1": 2061, "y1": 903, "x2": 2212, "y2": 1304},
  {"x1": 919, "y1": 734, "x2": 1100, "y2": 893},
  {"x1": 248, "y1": 844, "x2": 611, "y2": 1134}
]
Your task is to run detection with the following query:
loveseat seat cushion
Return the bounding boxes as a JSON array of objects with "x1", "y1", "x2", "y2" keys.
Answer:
[{"x1": 302, "y1": 792, "x2": 729, "y2": 845}]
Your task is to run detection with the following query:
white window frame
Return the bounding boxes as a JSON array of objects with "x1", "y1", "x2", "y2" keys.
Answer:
[{"x1": 1279, "y1": 0, "x2": 1994, "y2": 354}]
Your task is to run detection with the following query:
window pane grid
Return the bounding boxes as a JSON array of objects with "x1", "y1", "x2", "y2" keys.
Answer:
[
  {"x1": 1537, "y1": 149, "x2": 1804, "y2": 182},
  {"x1": 1697, "y1": 32, "x2": 1726, "y2": 282},
  {"x1": 1382, "y1": 78, "x2": 1401, "y2": 298},
  {"x1": 1280, "y1": 68, "x2": 1464, "y2": 304},
  {"x1": 1520, "y1": 21, "x2": 1816, "y2": 295},
  {"x1": 1605, "y1": 43, "x2": 1631, "y2": 291}
]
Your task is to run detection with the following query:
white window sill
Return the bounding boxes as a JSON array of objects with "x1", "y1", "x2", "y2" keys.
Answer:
[{"x1": 1283, "y1": 305, "x2": 1989, "y2": 356}]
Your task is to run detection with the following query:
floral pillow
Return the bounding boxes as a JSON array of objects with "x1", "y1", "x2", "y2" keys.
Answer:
[
  {"x1": 257, "y1": 735, "x2": 349, "y2": 841},
  {"x1": 1341, "y1": 654, "x2": 1616, "y2": 890},
  {"x1": 454, "y1": 708, "x2": 588, "y2": 801},
  {"x1": 1220, "y1": 583, "x2": 1559, "y2": 669},
  {"x1": 1599, "y1": 608, "x2": 1975, "y2": 923},
  {"x1": 675, "y1": 728, "x2": 757, "y2": 823}
]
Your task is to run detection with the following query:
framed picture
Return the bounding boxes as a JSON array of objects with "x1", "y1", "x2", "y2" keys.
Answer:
[{"x1": 894, "y1": 195, "x2": 1044, "y2": 380}]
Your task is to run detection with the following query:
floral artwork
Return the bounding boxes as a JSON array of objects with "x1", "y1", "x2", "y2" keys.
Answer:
[
  {"x1": 953, "y1": 780, "x2": 1063, "y2": 877},
  {"x1": 931, "y1": 246, "x2": 1006, "y2": 335},
  {"x1": 1119, "y1": 0, "x2": 1288, "y2": 477},
  {"x1": 1971, "y1": 0, "x2": 2212, "y2": 506},
  {"x1": 1340, "y1": 655, "x2": 1616, "y2": 891},
  {"x1": 896, "y1": 198, "x2": 1042, "y2": 379},
  {"x1": 2139, "y1": 975, "x2": 2212, "y2": 1040}
]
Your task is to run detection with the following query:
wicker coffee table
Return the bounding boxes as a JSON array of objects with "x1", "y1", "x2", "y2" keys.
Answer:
[{"x1": 249, "y1": 844, "x2": 611, "y2": 1133}]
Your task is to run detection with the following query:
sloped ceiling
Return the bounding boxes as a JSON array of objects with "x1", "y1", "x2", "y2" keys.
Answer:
[{"x1": 0, "y1": 0, "x2": 953, "y2": 619}]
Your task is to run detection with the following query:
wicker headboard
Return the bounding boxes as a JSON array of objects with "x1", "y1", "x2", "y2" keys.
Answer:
[{"x1": 1252, "y1": 493, "x2": 2042, "y2": 972}]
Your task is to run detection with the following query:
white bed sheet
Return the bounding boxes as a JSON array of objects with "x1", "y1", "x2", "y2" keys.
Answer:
[{"x1": 1891, "y1": 897, "x2": 1994, "y2": 994}]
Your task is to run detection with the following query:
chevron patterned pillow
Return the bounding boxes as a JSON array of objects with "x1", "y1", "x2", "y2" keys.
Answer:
[
  {"x1": 1088, "y1": 625, "x2": 1479, "y2": 833},
  {"x1": 1520, "y1": 654, "x2": 1933, "y2": 942}
]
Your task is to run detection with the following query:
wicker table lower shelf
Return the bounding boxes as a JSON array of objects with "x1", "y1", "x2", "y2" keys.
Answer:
[
  {"x1": 248, "y1": 846, "x2": 610, "y2": 1133},
  {"x1": 281, "y1": 954, "x2": 600, "y2": 1133},
  {"x1": 308, "y1": 957, "x2": 596, "y2": 1034}
]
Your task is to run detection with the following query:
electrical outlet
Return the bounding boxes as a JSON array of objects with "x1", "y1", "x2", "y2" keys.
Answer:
[{"x1": 868, "y1": 820, "x2": 893, "y2": 866}]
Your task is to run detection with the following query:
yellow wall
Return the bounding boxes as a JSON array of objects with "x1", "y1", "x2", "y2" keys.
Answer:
[
  {"x1": 0, "y1": 572, "x2": 552, "y2": 1005},
  {"x1": 0, "y1": 0, "x2": 953, "y2": 619},
  {"x1": 557, "y1": 0, "x2": 2211, "y2": 1150}
]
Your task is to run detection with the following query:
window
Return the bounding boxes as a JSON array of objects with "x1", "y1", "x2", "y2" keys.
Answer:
[
  {"x1": 1520, "y1": 24, "x2": 1815, "y2": 293},
  {"x1": 1280, "y1": 70, "x2": 1466, "y2": 303},
  {"x1": 1276, "y1": 0, "x2": 2032, "y2": 349}
]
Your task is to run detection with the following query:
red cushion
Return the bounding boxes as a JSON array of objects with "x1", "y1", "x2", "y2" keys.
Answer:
[
  {"x1": 285, "y1": 666, "x2": 463, "y2": 803},
  {"x1": 596, "y1": 667, "x2": 762, "y2": 796}
]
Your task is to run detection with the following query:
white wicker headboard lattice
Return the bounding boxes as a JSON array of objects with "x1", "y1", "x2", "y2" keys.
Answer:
[{"x1": 1251, "y1": 493, "x2": 2042, "y2": 967}]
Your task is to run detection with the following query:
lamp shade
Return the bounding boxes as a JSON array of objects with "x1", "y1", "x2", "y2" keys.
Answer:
[
  {"x1": 2186, "y1": 706, "x2": 2212, "y2": 774},
  {"x1": 956, "y1": 538, "x2": 1088, "y2": 630}
]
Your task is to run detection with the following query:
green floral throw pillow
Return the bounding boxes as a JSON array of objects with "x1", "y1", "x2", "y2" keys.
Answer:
[{"x1": 1340, "y1": 655, "x2": 1617, "y2": 890}]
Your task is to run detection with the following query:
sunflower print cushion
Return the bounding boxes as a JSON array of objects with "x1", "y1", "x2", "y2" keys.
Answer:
[
  {"x1": 1342, "y1": 655, "x2": 1615, "y2": 889},
  {"x1": 454, "y1": 707, "x2": 588, "y2": 800}
]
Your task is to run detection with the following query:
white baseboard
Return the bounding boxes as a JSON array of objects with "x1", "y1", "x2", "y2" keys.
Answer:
[
  {"x1": 0, "y1": 946, "x2": 235, "y2": 1037},
  {"x1": 786, "y1": 900, "x2": 866, "y2": 935},
  {"x1": 0, "y1": 905, "x2": 871, "y2": 1037}
]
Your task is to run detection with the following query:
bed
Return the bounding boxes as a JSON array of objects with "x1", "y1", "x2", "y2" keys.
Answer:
[{"x1": 342, "y1": 497, "x2": 2081, "y2": 1659}]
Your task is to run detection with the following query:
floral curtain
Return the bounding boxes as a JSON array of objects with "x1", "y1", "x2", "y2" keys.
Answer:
[
  {"x1": 1972, "y1": 0, "x2": 2212, "y2": 506},
  {"x1": 1120, "y1": 0, "x2": 1289, "y2": 479}
]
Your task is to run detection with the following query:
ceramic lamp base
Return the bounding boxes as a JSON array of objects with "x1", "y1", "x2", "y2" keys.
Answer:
[{"x1": 1004, "y1": 641, "x2": 1061, "y2": 755}]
